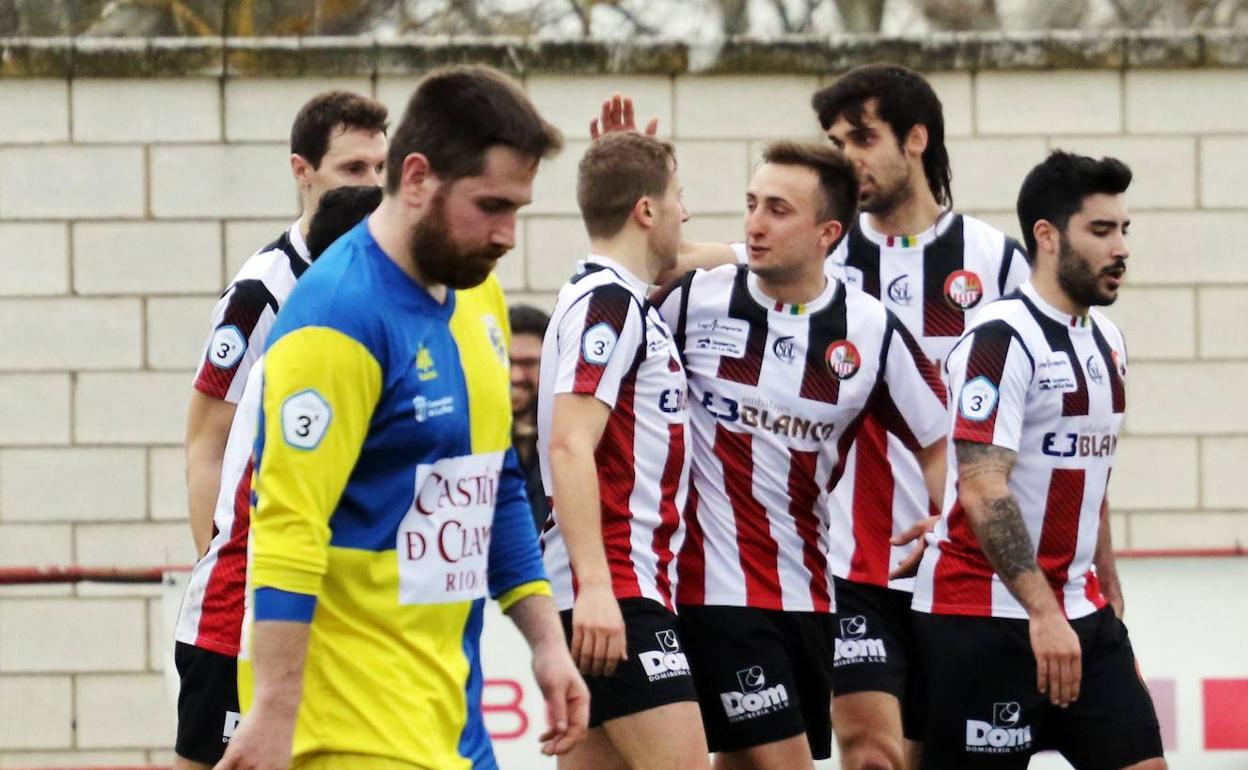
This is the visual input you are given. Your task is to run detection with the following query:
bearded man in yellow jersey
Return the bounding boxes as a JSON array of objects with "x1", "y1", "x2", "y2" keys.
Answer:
[{"x1": 217, "y1": 66, "x2": 588, "y2": 770}]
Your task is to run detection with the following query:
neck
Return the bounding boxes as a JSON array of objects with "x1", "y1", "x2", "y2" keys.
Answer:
[
  {"x1": 589, "y1": 230, "x2": 656, "y2": 284},
  {"x1": 1031, "y1": 264, "x2": 1087, "y2": 318},
  {"x1": 756, "y1": 257, "x2": 827, "y2": 306},
  {"x1": 368, "y1": 197, "x2": 448, "y2": 304},
  {"x1": 867, "y1": 184, "x2": 943, "y2": 237},
  {"x1": 297, "y1": 211, "x2": 312, "y2": 238}
]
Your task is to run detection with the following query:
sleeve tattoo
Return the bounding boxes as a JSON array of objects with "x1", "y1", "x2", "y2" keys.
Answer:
[{"x1": 955, "y1": 441, "x2": 1037, "y2": 582}]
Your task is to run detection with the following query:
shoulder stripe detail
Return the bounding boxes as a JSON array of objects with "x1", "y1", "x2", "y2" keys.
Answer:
[
  {"x1": 715, "y1": 265, "x2": 768, "y2": 386},
  {"x1": 1091, "y1": 323, "x2": 1127, "y2": 414},
  {"x1": 922, "y1": 213, "x2": 968, "y2": 338},
  {"x1": 999, "y1": 236, "x2": 1026, "y2": 295},
  {"x1": 844, "y1": 224, "x2": 882, "y2": 298},
  {"x1": 798, "y1": 279, "x2": 848, "y2": 404},
  {"x1": 1018, "y1": 294, "x2": 1090, "y2": 417}
]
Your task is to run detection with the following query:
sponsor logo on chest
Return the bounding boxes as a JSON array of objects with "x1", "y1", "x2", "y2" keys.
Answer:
[
  {"x1": 692, "y1": 318, "x2": 749, "y2": 358},
  {"x1": 397, "y1": 452, "x2": 503, "y2": 604},
  {"x1": 1036, "y1": 352, "x2": 1078, "y2": 393}
]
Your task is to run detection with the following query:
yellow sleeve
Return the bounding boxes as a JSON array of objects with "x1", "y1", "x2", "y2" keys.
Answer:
[
  {"x1": 496, "y1": 579, "x2": 553, "y2": 612},
  {"x1": 250, "y1": 326, "x2": 382, "y2": 607}
]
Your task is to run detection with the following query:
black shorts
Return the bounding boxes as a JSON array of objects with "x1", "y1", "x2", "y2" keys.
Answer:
[
  {"x1": 678, "y1": 604, "x2": 835, "y2": 760},
  {"x1": 174, "y1": 641, "x2": 241, "y2": 764},
  {"x1": 559, "y1": 597, "x2": 698, "y2": 727},
  {"x1": 913, "y1": 607, "x2": 1164, "y2": 770},
  {"x1": 831, "y1": 576, "x2": 914, "y2": 700}
]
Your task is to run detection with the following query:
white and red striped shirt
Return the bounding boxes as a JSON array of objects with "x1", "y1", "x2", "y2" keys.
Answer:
[
  {"x1": 912, "y1": 282, "x2": 1126, "y2": 620},
  {"x1": 657, "y1": 264, "x2": 947, "y2": 613},
  {"x1": 827, "y1": 213, "x2": 1030, "y2": 590},
  {"x1": 193, "y1": 223, "x2": 308, "y2": 402},
  {"x1": 177, "y1": 223, "x2": 307, "y2": 656},
  {"x1": 538, "y1": 256, "x2": 690, "y2": 612},
  {"x1": 176, "y1": 360, "x2": 264, "y2": 655}
]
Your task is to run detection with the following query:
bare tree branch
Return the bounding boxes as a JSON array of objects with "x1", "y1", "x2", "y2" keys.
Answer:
[{"x1": 835, "y1": 0, "x2": 885, "y2": 32}]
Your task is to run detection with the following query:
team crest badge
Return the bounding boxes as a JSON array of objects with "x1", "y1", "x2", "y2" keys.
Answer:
[
  {"x1": 415, "y1": 344, "x2": 438, "y2": 381},
  {"x1": 482, "y1": 313, "x2": 507, "y2": 367},
  {"x1": 824, "y1": 340, "x2": 861, "y2": 380},
  {"x1": 943, "y1": 270, "x2": 983, "y2": 310}
]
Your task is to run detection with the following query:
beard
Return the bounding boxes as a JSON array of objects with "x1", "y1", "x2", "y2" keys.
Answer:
[
  {"x1": 409, "y1": 190, "x2": 507, "y2": 290},
  {"x1": 1056, "y1": 235, "x2": 1123, "y2": 308},
  {"x1": 858, "y1": 158, "x2": 913, "y2": 215}
]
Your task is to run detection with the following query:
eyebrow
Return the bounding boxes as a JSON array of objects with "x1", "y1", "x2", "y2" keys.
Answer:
[{"x1": 1089, "y1": 218, "x2": 1129, "y2": 228}]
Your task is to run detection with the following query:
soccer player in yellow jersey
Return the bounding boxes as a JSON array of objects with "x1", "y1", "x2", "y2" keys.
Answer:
[{"x1": 217, "y1": 66, "x2": 588, "y2": 770}]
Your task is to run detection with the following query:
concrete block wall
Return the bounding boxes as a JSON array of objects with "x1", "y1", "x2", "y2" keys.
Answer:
[{"x1": 0, "y1": 34, "x2": 1244, "y2": 763}]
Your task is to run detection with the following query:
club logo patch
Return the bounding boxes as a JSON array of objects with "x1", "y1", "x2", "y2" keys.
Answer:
[
  {"x1": 887, "y1": 274, "x2": 914, "y2": 306},
  {"x1": 483, "y1": 313, "x2": 507, "y2": 367},
  {"x1": 1086, "y1": 354, "x2": 1105, "y2": 385},
  {"x1": 824, "y1": 340, "x2": 861, "y2": 380},
  {"x1": 944, "y1": 270, "x2": 984, "y2": 310},
  {"x1": 772, "y1": 335, "x2": 796, "y2": 363}
]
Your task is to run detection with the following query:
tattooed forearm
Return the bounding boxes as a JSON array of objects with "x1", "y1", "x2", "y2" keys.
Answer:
[
  {"x1": 974, "y1": 496, "x2": 1038, "y2": 581},
  {"x1": 955, "y1": 440, "x2": 1037, "y2": 583},
  {"x1": 954, "y1": 440, "x2": 1015, "y2": 484}
]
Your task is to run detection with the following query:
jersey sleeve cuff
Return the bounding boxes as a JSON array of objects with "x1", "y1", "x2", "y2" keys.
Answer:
[
  {"x1": 254, "y1": 587, "x2": 317, "y2": 622},
  {"x1": 496, "y1": 580, "x2": 552, "y2": 613}
]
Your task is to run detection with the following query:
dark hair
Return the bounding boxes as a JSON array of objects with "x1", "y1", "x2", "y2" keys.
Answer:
[
  {"x1": 509, "y1": 304, "x2": 550, "y2": 339},
  {"x1": 290, "y1": 91, "x2": 388, "y2": 169},
  {"x1": 386, "y1": 65, "x2": 563, "y2": 193},
  {"x1": 761, "y1": 140, "x2": 859, "y2": 228},
  {"x1": 811, "y1": 63, "x2": 952, "y2": 208},
  {"x1": 577, "y1": 133, "x2": 677, "y2": 239},
  {"x1": 1016, "y1": 151, "x2": 1133, "y2": 257},
  {"x1": 306, "y1": 185, "x2": 383, "y2": 260}
]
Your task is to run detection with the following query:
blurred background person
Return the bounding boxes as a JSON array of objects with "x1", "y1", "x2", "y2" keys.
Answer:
[{"x1": 511, "y1": 303, "x2": 552, "y2": 533}]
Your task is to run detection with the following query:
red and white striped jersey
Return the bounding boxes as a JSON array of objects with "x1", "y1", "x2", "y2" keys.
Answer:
[
  {"x1": 176, "y1": 361, "x2": 264, "y2": 655},
  {"x1": 177, "y1": 223, "x2": 307, "y2": 656},
  {"x1": 656, "y1": 264, "x2": 947, "y2": 613},
  {"x1": 826, "y1": 213, "x2": 1030, "y2": 590},
  {"x1": 912, "y1": 282, "x2": 1126, "y2": 620},
  {"x1": 193, "y1": 223, "x2": 309, "y2": 403},
  {"x1": 538, "y1": 256, "x2": 690, "y2": 612}
]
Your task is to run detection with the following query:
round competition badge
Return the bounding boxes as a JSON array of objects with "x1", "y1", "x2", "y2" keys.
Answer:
[
  {"x1": 824, "y1": 340, "x2": 861, "y2": 380},
  {"x1": 943, "y1": 269, "x2": 984, "y2": 310}
]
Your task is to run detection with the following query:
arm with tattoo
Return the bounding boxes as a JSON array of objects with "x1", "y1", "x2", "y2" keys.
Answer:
[
  {"x1": 955, "y1": 439, "x2": 1082, "y2": 706},
  {"x1": 954, "y1": 440, "x2": 1057, "y2": 613}
]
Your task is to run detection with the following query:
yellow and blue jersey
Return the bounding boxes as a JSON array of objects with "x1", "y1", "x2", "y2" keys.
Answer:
[{"x1": 243, "y1": 219, "x2": 548, "y2": 769}]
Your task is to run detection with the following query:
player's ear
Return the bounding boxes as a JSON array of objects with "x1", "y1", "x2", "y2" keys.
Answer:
[
  {"x1": 632, "y1": 195, "x2": 655, "y2": 229},
  {"x1": 905, "y1": 123, "x2": 929, "y2": 158},
  {"x1": 1033, "y1": 219, "x2": 1059, "y2": 260},
  {"x1": 817, "y1": 218, "x2": 844, "y2": 253},
  {"x1": 290, "y1": 153, "x2": 313, "y2": 189},
  {"x1": 397, "y1": 153, "x2": 432, "y2": 207}
]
